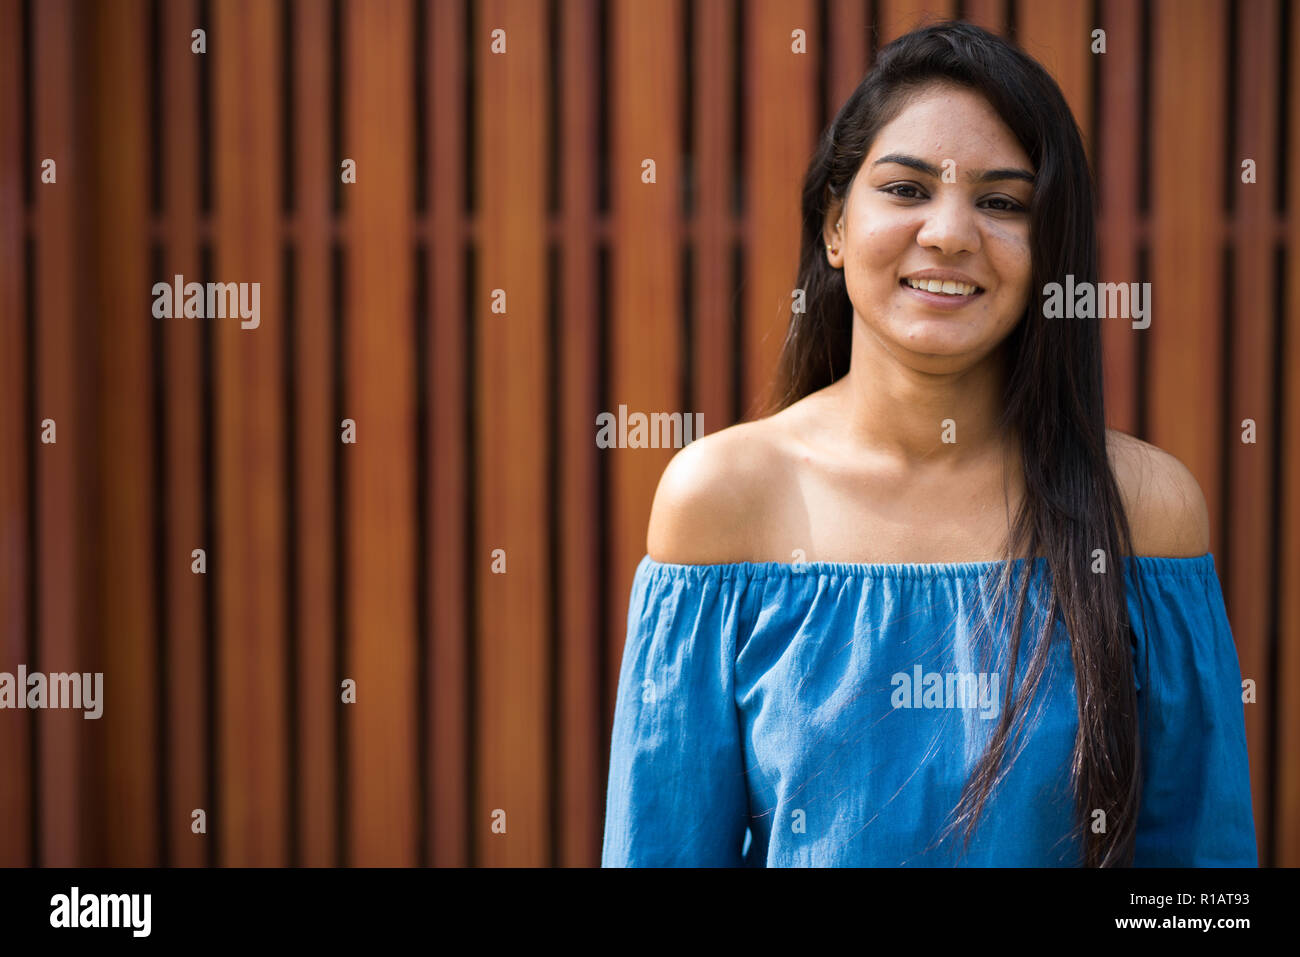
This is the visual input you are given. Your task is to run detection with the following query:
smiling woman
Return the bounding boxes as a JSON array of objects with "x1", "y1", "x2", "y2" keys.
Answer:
[{"x1": 602, "y1": 21, "x2": 1256, "y2": 868}]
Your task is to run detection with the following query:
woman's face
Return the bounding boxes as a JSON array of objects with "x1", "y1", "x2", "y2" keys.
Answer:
[{"x1": 825, "y1": 83, "x2": 1034, "y2": 374}]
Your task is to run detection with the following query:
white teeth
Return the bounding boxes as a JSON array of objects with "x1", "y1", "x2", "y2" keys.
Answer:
[{"x1": 906, "y1": 277, "x2": 978, "y2": 296}]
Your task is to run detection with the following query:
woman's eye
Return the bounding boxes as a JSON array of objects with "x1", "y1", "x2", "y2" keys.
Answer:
[
  {"x1": 981, "y1": 196, "x2": 1025, "y2": 212},
  {"x1": 883, "y1": 183, "x2": 925, "y2": 199}
]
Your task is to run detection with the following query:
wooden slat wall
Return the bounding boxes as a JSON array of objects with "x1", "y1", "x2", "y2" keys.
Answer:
[
  {"x1": 1279, "y1": 0, "x2": 1300, "y2": 868},
  {"x1": 161, "y1": 0, "x2": 209, "y2": 869},
  {"x1": 608, "y1": 0, "x2": 682, "y2": 712},
  {"x1": 1229, "y1": 0, "x2": 1280, "y2": 863},
  {"x1": 30, "y1": 0, "x2": 82, "y2": 868},
  {"x1": 0, "y1": 0, "x2": 30, "y2": 870},
  {"x1": 477, "y1": 0, "x2": 549, "y2": 866},
  {"x1": 213, "y1": 0, "x2": 289, "y2": 867},
  {"x1": 292, "y1": 0, "x2": 338, "y2": 869},
  {"x1": 0, "y1": 0, "x2": 1295, "y2": 868},
  {"x1": 88, "y1": 0, "x2": 158, "y2": 867}
]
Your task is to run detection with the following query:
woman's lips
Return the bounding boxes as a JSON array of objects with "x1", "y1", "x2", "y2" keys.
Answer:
[{"x1": 899, "y1": 278, "x2": 985, "y2": 311}]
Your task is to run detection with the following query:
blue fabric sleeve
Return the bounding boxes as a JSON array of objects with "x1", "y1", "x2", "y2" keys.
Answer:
[
  {"x1": 1127, "y1": 555, "x2": 1258, "y2": 866},
  {"x1": 601, "y1": 558, "x2": 751, "y2": 866}
]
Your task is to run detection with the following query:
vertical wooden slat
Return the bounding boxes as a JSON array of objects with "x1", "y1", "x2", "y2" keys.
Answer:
[
  {"x1": 89, "y1": 0, "x2": 157, "y2": 867},
  {"x1": 1017, "y1": 0, "x2": 1092, "y2": 133},
  {"x1": 33, "y1": 0, "x2": 84, "y2": 868},
  {"x1": 345, "y1": 0, "x2": 417, "y2": 866},
  {"x1": 1277, "y1": 0, "x2": 1300, "y2": 868},
  {"x1": 293, "y1": 0, "x2": 337, "y2": 868},
  {"x1": 1098, "y1": 0, "x2": 1140, "y2": 434},
  {"x1": 608, "y1": 0, "x2": 681, "y2": 717},
  {"x1": 744, "y1": 0, "x2": 815, "y2": 416},
  {"x1": 213, "y1": 0, "x2": 288, "y2": 866},
  {"x1": 1148, "y1": 0, "x2": 1225, "y2": 551},
  {"x1": 961, "y1": 0, "x2": 1005, "y2": 35},
  {"x1": 0, "y1": 0, "x2": 32, "y2": 869},
  {"x1": 1227, "y1": 0, "x2": 1279, "y2": 863},
  {"x1": 478, "y1": 0, "x2": 549, "y2": 868},
  {"x1": 827, "y1": 0, "x2": 869, "y2": 108},
  {"x1": 876, "y1": 0, "x2": 955, "y2": 46},
  {"x1": 692, "y1": 0, "x2": 737, "y2": 430},
  {"x1": 161, "y1": 0, "x2": 208, "y2": 868},
  {"x1": 557, "y1": 0, "x2": 602, "y2": 866},
  {"x1": 428, "y1": 0, "x2": 469, "y2": 867}
]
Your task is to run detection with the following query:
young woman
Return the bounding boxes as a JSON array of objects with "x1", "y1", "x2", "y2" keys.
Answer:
[{"x1": 601, "y1": 21, "x2": 1256, "y2": 867}]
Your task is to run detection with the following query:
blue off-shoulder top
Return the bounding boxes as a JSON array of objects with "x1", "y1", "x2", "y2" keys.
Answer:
[{"x1": 601, "y1": 552, "x2": 1257, "y2": 867}]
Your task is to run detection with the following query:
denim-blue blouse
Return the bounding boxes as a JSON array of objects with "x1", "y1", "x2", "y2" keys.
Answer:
[{"x1": 601, "y1": 553, "x2": 1257, "y2": 867}]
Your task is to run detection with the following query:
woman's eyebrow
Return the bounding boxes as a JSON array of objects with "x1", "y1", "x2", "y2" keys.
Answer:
[{"x1": 872, "y1": 152, "x2": 1035, "y2": 184}]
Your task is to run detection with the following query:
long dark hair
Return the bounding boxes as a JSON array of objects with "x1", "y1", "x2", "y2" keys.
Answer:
[{"x1": 766, "y1": 21, "x2": 1143, "y2": 867}]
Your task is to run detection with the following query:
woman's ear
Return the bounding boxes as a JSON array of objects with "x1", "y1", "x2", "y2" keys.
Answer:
[{"x1": 823, "y1": 201, "x2": 845, "y2": 268}]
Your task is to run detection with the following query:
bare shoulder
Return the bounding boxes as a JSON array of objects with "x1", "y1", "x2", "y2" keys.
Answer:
[
  {"x1": 1106, "y1": 429, "x2": 1211, "y2": 558},
  {"x1": 645, "y1": 417, "x2": 792, "y2": 564}
]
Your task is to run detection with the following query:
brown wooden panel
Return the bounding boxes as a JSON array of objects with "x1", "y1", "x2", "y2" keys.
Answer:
[
  {"x1": 87, "y1": 0, "x2": 157, "y2": 867},
  {"x1": 1097, "y1": 0, "x2": 1140, "y2": 435},
  {"x1": 344, "y1": 0, "x2": 418, "y2": 866},
  {"x1": 607, "y1": 0, "x2": 682, "y2": 717},
  {"x1": 828, "y1": 0, "x2": 869, "y2": 108},
  {"x1": 744, "y1": 0, "x2": 815, "y2": 416},
  {"x1": 32, "y1": 0, "x2": 84, "y2": 868},
  {"x1": 1226, "y1": 0, "x2": 1279, "y2": 864},
  {"x1": 213, "y1": 0, "x2": 288, "y2": 866},
  {"x1": 557, "y1": 0, "x2": 602, "y2": 867},
  {"x1": 0, "y1": 0, "x2": 32, "y2": 870},
  {"x1": 961, "y1": 0, "x2": 1005, "y2": 35},
  {"x1": 1277, "y1": 0, "x2": 1300, "y2": 868},
  {"x1": 292, "y1": 0, "x2": 338, "y2": 869},
  {"x1": 692, "y1": 0, "x2": 738, "y2": 432},
  {"x1": 477, "y1": 0, "x2": 549, "y2": 868},
  {"x1": 1017, "y1": 0, "x2": 1092, "y2": 136},
  {"x1": 427, "y1": 0, "x2": 469, "y2": 868},
  {"x1": 876, "y1": 0, "x2": 955, "y2": 46},
  {"x1": 1148, "y1": 0, "x2": 1225, "y2": 551},
  {"x1": 160, "y1": 0, "x2": 208, "y2": 868}
]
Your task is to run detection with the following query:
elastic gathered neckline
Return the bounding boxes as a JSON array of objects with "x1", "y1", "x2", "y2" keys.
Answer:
[{"x1": 638, "y1": 551, "x2": 1215, "y2": 582}]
